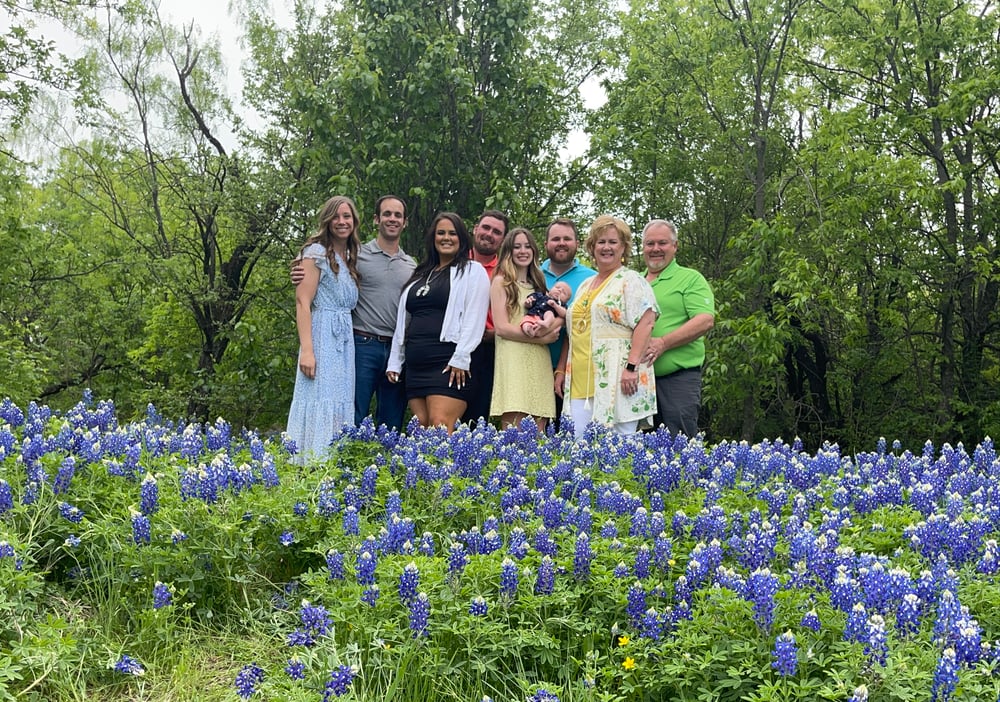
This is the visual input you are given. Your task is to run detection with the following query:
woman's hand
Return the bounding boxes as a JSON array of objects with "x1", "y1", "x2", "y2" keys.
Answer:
[
  {"x1": 299, "y1": 350, "x2": 316, "y2": 379},
  {"x1": 620, "y1": 368, "x2": 639, "y2": 396},
  {"x1": 386, "y1": 370, "x2": 400, "y2": 384},
  {"x1": 444, "y1": 365, "x2": 468, "y2": 389}
]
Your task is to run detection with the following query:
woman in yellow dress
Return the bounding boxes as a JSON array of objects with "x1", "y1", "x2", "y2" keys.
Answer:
[{"x1": 489, "y1": 228, "x2": 563, "y2": 430}]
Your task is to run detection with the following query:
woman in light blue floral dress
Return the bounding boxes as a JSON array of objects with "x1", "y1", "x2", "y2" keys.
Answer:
[{"x1": 286, "y1": 196, "x2": 361, "y2": 463}]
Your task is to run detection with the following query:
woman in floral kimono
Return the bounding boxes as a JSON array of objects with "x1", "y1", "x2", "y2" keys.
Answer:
[{"x1": 555, "y1": 215, "x2": 658, "y2": 439}]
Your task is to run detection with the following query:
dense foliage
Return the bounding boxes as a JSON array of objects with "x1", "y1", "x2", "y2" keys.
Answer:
[
  {"x1": 2, "y1": 394, "x2": 1000, "y2": 700},
  {"x1": 3, "y1": 0, "x2": 1000, "y2": 449}
]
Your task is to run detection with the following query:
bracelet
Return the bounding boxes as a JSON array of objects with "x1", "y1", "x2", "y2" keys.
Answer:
[{"x1": 554, "y1": 369, "x2": 566, "y2": 376}]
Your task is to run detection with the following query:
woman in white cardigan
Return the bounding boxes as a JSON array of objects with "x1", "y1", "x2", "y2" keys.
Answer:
[{"x1": 386, "y1": 212, "x2": 490, "y2": 431}]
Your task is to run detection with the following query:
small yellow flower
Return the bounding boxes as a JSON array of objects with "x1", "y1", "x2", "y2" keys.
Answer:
[
  {"x1": 618, "y1": 635, "x2": 630, "y2": 647},
  {"x1": 623, "y1": 656, "x2": 636, "y2": 671},
  {"x1": 667, "y1": 559, "x2": 676, "y2": 567}
]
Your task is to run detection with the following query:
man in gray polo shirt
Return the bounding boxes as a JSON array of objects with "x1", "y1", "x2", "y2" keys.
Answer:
[{"x1": 294, "y1": 195, "x2": 415, "y2": 429}]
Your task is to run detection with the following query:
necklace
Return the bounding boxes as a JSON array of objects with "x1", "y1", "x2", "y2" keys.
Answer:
[{"x1": 415, "y1": 266, "x2": 446, "y2": 297}]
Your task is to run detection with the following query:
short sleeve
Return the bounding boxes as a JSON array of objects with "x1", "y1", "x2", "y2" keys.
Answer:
[
  {"x1": 623, "y1": 271, "x2": 659, "y2": 326},
  {"x1": 301, "y1": 243, "x2": 327, "y2": 262}
]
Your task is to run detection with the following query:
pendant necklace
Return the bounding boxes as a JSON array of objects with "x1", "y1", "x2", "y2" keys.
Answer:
[{"x1": 415, "y1": 266, "x2": 445, "y2": 297}]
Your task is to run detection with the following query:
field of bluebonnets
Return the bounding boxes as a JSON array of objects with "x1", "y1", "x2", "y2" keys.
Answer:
[{"x1": 2, "y1": 393, "x2": 1000, "y2": 701}]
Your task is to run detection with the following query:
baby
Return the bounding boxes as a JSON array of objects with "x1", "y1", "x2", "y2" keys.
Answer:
[{"x1": 521, "y1": 282, "x2": 571, "y2": 337}]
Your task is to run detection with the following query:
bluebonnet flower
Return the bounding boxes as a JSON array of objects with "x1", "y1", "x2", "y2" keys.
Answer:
[
  {"x1": 447, "y1": 542, "x2": 468, "y2": 582},
  {"x1": 626, "y1": 582, "x2": 646, "y2": 626},
  {"x1": 746, "y1": 568, "x2": 779, "y2": 631},
  {"x1": 800, "y1": 609, "x2": 821, "y2": 632},
  {"x1": 356, "y1": 551, "x2": 377, "y2": 586},
  {"x1": 470, "y1": 596, "x2": 488, "y2": 616},
  {"x1": 844, "y1": 603, "x2": 868, "y2": 643},
  {"x1": 113, "y1": 654, "x2": 145, "y2": 676},
  {"x1": 293, "y1": 501, "x2": 309, "y2": 517},
  {"x1": 409, "y1": 591, "x2": 430, "y2": 637},
  {"x1": 954, "y1": 615, "x2": 983, "y2": 665},
  {"x1": 599, "y1": 519, "x2": 618, "y2": 539},
  {"x1": 865, "y1": 614, "x2": 888, "y2": 666},
  {"x1": 326, "y1": 549, "x2": 344, "y2": 580},
  {"x1": 59, "y1": 502, "x2": 85, "y2": 524},
  {"x1": 535, "y1": 556, "x2": 555, "y2": 595},
  {"x1": 418, "y1": 532, "x2": 435, "y2": 556},
  {"x1": 54, "y1": 456, "x2": 75, "y2": 494},
  {"x1": 322, "y1": 664, "x2": 356, "y2": 700},
  {"x1": 640, "y1": 607, "x2": 663, "y2": 641},
  {"x1": 0, "y1": 479, "x2": 12, "y2": 514},
  {"x1": 934, "y1": 590, "x2": 961, "y2": 644},
  {"x1": 896, "y1": 592, "x2": 922, "y2": 636},
  {"x1": 64, "y1": 534, "x2": 81, "y2": 548},
  {"x1": 499, "y1": 558, "x2": 519, "y2": 599},
  {"x1": 573, "y1": 532, "x2": 593, "y2": 580},
  {"x1": 131, "y1": 509, "x2": 151, "y2": 545},
  {"x1": 152, "y1": 581, "x2": 172, "y2": 609},
  {"x1": 285, "y1": 657, "x2": 305, "y2": 680},
  {"x1": 847, "y1": 685, "x2": 868, "y2": 702},
  {"x1": 171, "y1": 529, "x2": 188, "y2": 544},
  {"x1": 533, "y1": 527, "x2": 558, "y2": 557},
  {"x1": 634, "y1": 545, "x2": 652, "y2": 580},
  {"x1": 139, "y1": 472, "x2": 159, "y2": 515},
  {"x1": 771, "y1": 631, "x2": 797, "y2": 676},
  {"x1": 398, "y1": 562, "x2": 420, "y2": 604},
  {"x1": 930, "y1": 647, "x2": 958, "y2": 702},
  {"x1": 361, "y1": 585, "x2": 380, "y2": 607},
  {"x1": 342, "y1": 506, "x2": 360, "y2": 535},
  {"x1": 280, "y1": 531, "x2": 295, "y2": 546},
  {"x1": 978, "y1": 539, "x2": 1000, "y2": 575},
  {"x1": 507, "y1": 528, "x2": 528, "y2": 559},
  {"x1": 317, "y1": 478, "x2": 340, "y2": 516},
  {"x1": 613, "y1": 561, "x2": 630, "y2": 579},
  {"x1": 528, "y1": 688, "x2": 560, "y2": 702},
  {"x1": 653, "y1": 533, "x2": 673, "y2": 572}
]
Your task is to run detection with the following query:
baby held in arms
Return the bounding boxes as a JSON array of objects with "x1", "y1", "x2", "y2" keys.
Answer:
[{"x1": 521, "y1": 281, "x2": 571, "y2": 337}]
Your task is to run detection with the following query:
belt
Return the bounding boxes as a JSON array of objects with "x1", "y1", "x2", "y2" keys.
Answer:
[{"x1": 353, "y1": 329, "x2": 393, "y2": 343}]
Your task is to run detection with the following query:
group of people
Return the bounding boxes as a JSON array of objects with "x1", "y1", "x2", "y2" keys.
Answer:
[{"x1": 285, "y1": 194, "x2": 715, "y2": 463}]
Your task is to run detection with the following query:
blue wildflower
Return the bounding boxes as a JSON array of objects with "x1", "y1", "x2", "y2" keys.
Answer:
[
  {"x1": 139, "y1": 473, "x2": 159, "y2": 515},
  {"x1": 64, "y1": 534, "x2": 81, "y2": 548},
  {"x1": 59, "y1": 502, "x2": 85, "y2": 524},
  {"x1": 447, "y1": 542, "x2": 468, "y2": 583},
  {"x1": 930, "y1": 648, "x2": 958, "y2": 702},
  {"x1": 409, "y1": 591, "x2": 430, "y2": 637},
  {"x1": 528, "y1": 688, "x2": 560, "y2": 702},
  {"x1": 279, "y1": 530, "x2": 295, "y2": 546},
  {"x1": 0, "y1": 479, "x2": 12, "y2": 514},
  {"x1": 342, "y1": 506, "x2": 360, "y2": 535},
  {"x1": 234, "y1": 662, "x2": 265, "y2": 698},
  {"x1": 326, "y1": 549, "x2": 345, "y2": 580},
  {"x1": 800, "y1": 609, "x2": 821, "y2": 631},
  {"x1": 865, "y1": 614, "x2": 888, "y2": 666},
  {"x1": 285, "y1": 657, "x2": 305, "y2": 680},
  {"x1": 847, "y1": 685, "x2": 868, "y2": 702},
  {"x1": 535, "y1": 556, "x2": 555, "y2": 595},
  {"x1": 152, "y1": 581, "x2": 173, "y2": 609},
  {"x1": 131, "y1": 509, "x2": 151, "y2": 545},
  {"x1": 500, "y1": 557, "x2": 519, "y2": 599},
  {"x1": 356, "y1": 550, "x2": 377, "y2": 586},
  {"x1": 113, "y1": 654, "x2": 145, "y2": 676},
  {"x1": 398, "y1": 562, "x2": 420, "y2": 604},
  {"x1": 470, "y1": 596, "x2": 488, "y2": 617},
  {"x1": 361, "y1": 585, "x2": 379, "y2": 607},
  {"x1": 771, "y1": 631, "x2": 798, "y2": 676},
  {"x1": 573, "y1": 532, "x2": 593, "y2": 581},
  {"x1": 322, "y1": 664, "x2": 356, "y2": 700},
  {"x1": 293, "y1": 501, "x2": 309, "y2": 517}
]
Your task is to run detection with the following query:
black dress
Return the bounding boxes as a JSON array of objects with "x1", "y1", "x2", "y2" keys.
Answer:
[{"x1": 404, "y1": 270, "x2": 471, "y2": 402}]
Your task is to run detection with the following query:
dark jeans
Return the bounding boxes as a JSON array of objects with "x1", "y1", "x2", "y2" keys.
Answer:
[
  {"x1": 654, "y1": 367, "x2": 702, "y2": 438},
  {"x1": 354, "y1": 333, "x2": 407, "y2": 430},
  {"x1": 462, "y1": 340, "x2": 495, "y2": 427}
]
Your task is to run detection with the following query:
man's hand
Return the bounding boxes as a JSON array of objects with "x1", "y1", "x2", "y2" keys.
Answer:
[{"x1": 290, "y1": 259, "x2": 305, "y2": 286}]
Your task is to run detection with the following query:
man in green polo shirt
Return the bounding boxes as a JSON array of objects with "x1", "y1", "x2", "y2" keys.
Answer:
[{"x1": 640, "y1": 220, "x2": 715, "y2": 437}]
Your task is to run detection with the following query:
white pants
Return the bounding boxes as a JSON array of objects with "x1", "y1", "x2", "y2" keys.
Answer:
[{"x1": 569, "y1": 399, "x2": 638, "y2": 440}]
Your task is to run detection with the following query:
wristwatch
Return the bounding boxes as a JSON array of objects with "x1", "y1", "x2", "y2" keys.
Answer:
[{"x1": 624, "y1": 362, "x2": 637, "y2": 372}]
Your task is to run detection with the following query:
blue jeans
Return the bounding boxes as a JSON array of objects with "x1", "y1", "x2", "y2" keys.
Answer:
[{"x1": 354, "y1": 333, "x2": 407, "y2": 430}]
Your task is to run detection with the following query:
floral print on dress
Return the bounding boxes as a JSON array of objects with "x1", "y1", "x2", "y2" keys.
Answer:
[{"x1": 563, "y1": 267, "x2": 659, "y2": 428}]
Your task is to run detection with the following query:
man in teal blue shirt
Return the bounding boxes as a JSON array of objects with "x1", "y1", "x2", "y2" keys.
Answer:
[
  {"x1": 540, "y1": 218, "x2": 595, "y2": 422},
  {"x1": 640, "y1": 220, "x2": 715, "y2": 437}
]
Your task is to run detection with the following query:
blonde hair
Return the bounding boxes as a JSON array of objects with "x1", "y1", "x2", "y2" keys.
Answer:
[
  {"x1": 585, "y1": 215, "x2": 633, "y2": 266},
  {"x1": 496, "y1": 227, "x2": 546, "y2": 318}
]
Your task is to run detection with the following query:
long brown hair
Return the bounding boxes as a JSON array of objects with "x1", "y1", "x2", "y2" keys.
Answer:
[
  {"x1": 301, "y1": 195, "x2": 362, "y2": 282},
  {"x1": 496, "y1": 227, "x2": 546, "y2": 319}
]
